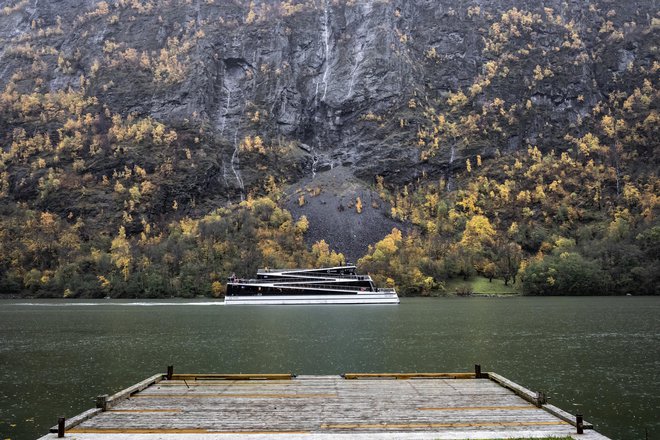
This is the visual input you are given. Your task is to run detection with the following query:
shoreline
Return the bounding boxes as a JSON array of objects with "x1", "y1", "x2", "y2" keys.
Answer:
[{"x1": 0, "y1": 293, "x2": 648, "y2": 300}]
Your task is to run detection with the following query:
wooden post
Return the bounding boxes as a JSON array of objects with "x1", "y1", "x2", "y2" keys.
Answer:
[
  {"x1": 535, "y1": 391, "x2": 547, "y2": 407},
  {"x1": 167, "y1": 365, "x2": 174, "y2": 380},
  {"x1": 57, "y1": 417, "x2": 65, "y2": 437},
  {"x1": 96, "y1": 394, "x2": 109, "y2": 411},
  {"x1": 576, "y1": 413, "x2": 584, "y2": 434},
  {"x1": 474, "y1": 364, "x2": 482, "y2": 379}
]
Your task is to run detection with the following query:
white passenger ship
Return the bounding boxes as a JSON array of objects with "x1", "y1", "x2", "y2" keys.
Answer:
[{"x1": 224, "y1": 265, "x2": 399, "y2": 305}]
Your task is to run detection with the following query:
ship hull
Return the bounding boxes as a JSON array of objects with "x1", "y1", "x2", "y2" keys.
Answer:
[{"x1": 224, "y1": 293, "x2": 400, "y2": 305}]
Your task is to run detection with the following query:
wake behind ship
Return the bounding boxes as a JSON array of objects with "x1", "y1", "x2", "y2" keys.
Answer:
[{"x1": 224, "y1": 265, "x2": 399, "y2": 305}]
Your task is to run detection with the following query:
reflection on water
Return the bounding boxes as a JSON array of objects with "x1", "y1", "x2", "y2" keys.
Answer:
[
  {"x1": 0, "y1": 296, "x2": 658, "y2": 439},
  {"x1": 7, "y1": 301, "x2": 225, "y2": 306}
]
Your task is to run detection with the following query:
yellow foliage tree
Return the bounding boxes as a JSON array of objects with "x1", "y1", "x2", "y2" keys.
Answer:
[
  {"x1": 311, "y1": 240, "x2": 345, "y2": 267},
  {"x1": 110, "y1": 226, "x2": 132, "y2": 281},
  {"x1": 460, "y1": 215, "x2": 496, "y2": 249}
]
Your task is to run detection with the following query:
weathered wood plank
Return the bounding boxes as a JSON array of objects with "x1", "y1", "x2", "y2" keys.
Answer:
[
  {"x1": 132, "y1": 392, "x2": 337, "y2": 399},
  {"x1": 319, "y1": 420, "x2": 569, "y2": 430},
  {"x1": 170, "y1": 373, "x2": 292, "y2": 380},
  {"x1": 486, "y1": 372, "x2": 541, "y2": 405},
  {"x1": 417, "y1": 405, "x2": 537, "y2": 411},
  {"x1": 343, "y1": 372, "x2": 476, "y2": 379},
  {"x1": 69, "y1": 428, "x2": 312, "y2": 434},
  {"x1": 49, "y1": 408, "x2": 101, "y2": 433},
  {"x1": 80, "y1": 414, "x2": 564, "y2": 428},
  {"x1": 486, "y1": 372, "x2": 593, "y2": 429},
  {"x1": 543, "y1": 402, "x2": 594, "y2": 429},
  {"x1": 167, "y1": 379, "x2": 317, "y2": 384},
  {"x1": 103, "y1": 373, "x2": 164, "y2": 409}
]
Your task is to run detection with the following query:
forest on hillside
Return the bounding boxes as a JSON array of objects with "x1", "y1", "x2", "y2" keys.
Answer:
[{"x1": 0, "y1": 0, "x2": 658, "y2": 297}]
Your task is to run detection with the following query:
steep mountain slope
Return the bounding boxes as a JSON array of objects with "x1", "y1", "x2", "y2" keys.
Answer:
[{"x1": 0, "y1": 0, "x2": 657, "y2": 296}]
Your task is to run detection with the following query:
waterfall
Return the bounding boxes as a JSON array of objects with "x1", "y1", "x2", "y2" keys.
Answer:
[
  {"x1": 218, "y1": 90, "x2": 231, "y2": 137},
  {"x1": 446, "y1": 144, "x2": 456, "y2": 190},
  {"x1": 311, "y1": 147, "x2": 319, "y2": 179},
  {"x1": 230, "y1": 128, "x2": 244, "y2": 198},
  {"x1": 320, "y1": 0, "x2": 331, "y2": 102}
]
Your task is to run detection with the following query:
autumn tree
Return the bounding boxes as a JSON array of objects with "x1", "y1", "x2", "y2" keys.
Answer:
[{"x1": 110, "y1": 226, "x2": 132, "y2": 281}]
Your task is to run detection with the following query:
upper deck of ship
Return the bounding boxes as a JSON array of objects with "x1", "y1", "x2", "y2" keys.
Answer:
[
  {"x1": 256, "y1": 265, "x2": 358, "y2": 277},
  {"x1": 230, "y1": 265, "x2": 373, "y2": 287}
]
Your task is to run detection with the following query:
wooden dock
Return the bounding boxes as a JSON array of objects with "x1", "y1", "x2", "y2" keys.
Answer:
[{"x1": 39, "y1": 368, "x2": 612, "y2": 439}]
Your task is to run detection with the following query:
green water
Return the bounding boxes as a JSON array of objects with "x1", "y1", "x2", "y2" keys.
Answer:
[{"x1": 0, "y1": 297, "x2": 658, "y2": 439}]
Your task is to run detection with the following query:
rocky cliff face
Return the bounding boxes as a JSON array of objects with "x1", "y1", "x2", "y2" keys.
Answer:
[
  {"x1": 3, "y1": 0, "x2": 656, "y2": 182},
  {"x1": 0, "y1": 0, "x2": 657, "y2": 257}
]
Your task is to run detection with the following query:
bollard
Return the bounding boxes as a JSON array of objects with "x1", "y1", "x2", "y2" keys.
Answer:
[
  {"x1": 57, "y1": 417, "x2": 65, "y2": 438},
  {"x1": 167, "y1": 365, "x2": 174, "y2": 380},
  {"x1": 96, "y1": 394, "x2": 109, "y2": 411},
  {"x1": 535, "y1": 391, "x2": 547, "y2": 407},
  {"x1": 474, "y1": 364, "x2": 482, "y2": 379},
  {"x1": 576, "y1": 413, "x2": 584, "y2": 434}
]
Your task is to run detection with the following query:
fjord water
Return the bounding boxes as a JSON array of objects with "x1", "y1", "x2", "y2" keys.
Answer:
[{"x1": 1, "y1": 297, "x2": 658, "y2": 440}]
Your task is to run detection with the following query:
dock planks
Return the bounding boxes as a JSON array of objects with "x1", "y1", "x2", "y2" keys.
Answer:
[{"x1": 40, "y1": 372, "x2": 611, "y2": 439}]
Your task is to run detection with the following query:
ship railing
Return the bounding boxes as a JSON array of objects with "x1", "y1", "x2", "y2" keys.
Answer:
[
  {"x1": 377, "y1": 288, "x2": 397, "y2": 293},
  {"x1": 261, "y1": 282, "x2": 377, "y2": 291},
  {"x1": 257, "y1": 272, "x2": 364, "y2": 280},
  {"x1": 231, "y1": 275, "x2": 372, "y2": 284},
  {"x1": 229, "y1": 278, "x2": 336, "y2": 285},
  {"x1": 257, "y1": 265, "x2": 356, "y2": 273}
]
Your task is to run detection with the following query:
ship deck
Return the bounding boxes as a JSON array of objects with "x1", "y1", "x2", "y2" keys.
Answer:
[{"x1": 39, "y1": 370, "x2": 611, "y2": 439}]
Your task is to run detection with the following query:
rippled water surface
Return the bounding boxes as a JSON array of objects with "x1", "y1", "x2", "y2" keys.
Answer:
[{"x1": 1, "y1": 296, "x2": 658, "y2": 439}]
